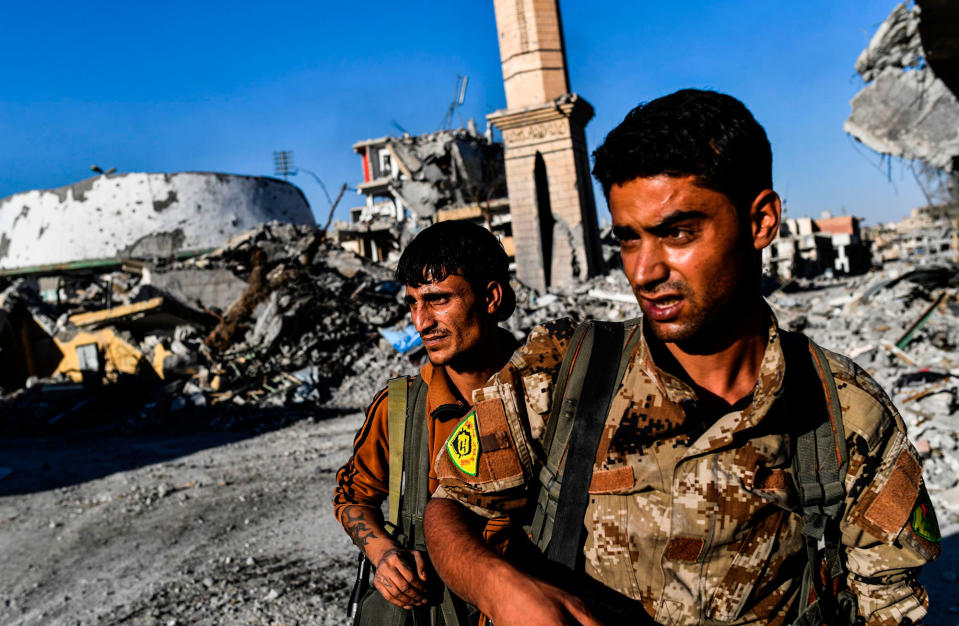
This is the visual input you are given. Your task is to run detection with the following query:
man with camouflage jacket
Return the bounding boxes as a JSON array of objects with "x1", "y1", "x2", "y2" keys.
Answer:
[{"x1": 422, "y1": 90, "x2": 940, "y2": 625}]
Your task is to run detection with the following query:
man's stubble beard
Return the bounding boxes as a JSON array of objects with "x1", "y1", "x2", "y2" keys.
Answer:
[{"x1": 640, "y1": 248, "x2": 758, "y2": 353}]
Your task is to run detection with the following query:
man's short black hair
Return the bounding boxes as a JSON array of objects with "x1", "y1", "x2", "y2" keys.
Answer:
[
  {"x1": 395, "y1": 220, "x2": 515, "y2": 321},
  {"x1": 592, "y1": 89, "x2": 772, "y2": 215}
]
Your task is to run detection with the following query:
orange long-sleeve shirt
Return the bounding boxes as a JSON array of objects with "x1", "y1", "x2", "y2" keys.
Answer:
[{"x1": 333, "y1": 360, "x2": 509, "y2": 547}]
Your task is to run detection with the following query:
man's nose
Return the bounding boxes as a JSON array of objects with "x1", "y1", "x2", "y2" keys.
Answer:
[
  {"x1": 410, "y1": 304, "x2": 435, "y2": 333},
  {"x1": 626, "y1": 242, "x2": 669, "y2": 290}
]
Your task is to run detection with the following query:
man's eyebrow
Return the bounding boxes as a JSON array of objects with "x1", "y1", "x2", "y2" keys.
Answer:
[
  {"x1": 649, "y1": 210, "x2": 707, "y2": 233},
  {"x1": 405, "y1": 289, "x2": 455, "y2": 302},
  {"x1": 612, "y1": 210, "x2": 708, "y2": 240}
]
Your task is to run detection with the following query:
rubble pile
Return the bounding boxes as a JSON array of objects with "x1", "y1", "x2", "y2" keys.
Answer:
[
  {"x1": 767, "y1": 262, "x2": 959, "y2": 523},
  {"x1": 0, "y1": 222, "x2": 409, "y2": 434},
  {"x1": 3, "y1": 218, "x2": 958, "y2": 526}
]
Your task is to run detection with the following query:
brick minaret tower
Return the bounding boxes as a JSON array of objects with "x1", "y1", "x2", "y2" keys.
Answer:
[{"x1": 487, "y1": 0, "x2": 603, "y2": 290}]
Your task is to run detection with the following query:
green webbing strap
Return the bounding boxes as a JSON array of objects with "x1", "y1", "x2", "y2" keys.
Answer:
[
  {"x1": 387, "y1": 377, "x2": 409, "y2": 529},
  {"x1": 783, "y1": 333, "x2": 851, "y2": 625},
  {"x1": 402, "y1": 377, "x2": 429, "y2": 548},
  {"x1": 547, "y1": 321, "x2": 625, "y2": 568},
  {"x1": 527, "y1": 318, "x2": 642, "y2": 552},
  {"x1": 402, "y1": 377, "x2": 470, "y2": 626},
  {"x1": 528, "y1": 322, "x2": 593, "y2": 547}
]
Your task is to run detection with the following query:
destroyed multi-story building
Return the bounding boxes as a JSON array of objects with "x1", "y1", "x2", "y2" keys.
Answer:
[
  {"x1": 336, "y1": 126, "x2": 509, "y2": 264},
  {"x1": 763, "y1": 213, "x2": 871, "y2": 280},
  {"x1": 866, "y1": 205, "x2": 959, "y2": 264}
]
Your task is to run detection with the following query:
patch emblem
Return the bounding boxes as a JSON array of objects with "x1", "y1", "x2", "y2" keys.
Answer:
[
  {"x1": 447, "y1": 411, "x2": 480, "y2": 477},
  {"x1": 911, "y1": 492, "x2": 941, "y2": 543}
]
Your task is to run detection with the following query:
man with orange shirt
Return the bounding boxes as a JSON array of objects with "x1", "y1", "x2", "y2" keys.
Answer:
[{"x1": 333, "y1": 220, "x2": 517, "y2": 620}]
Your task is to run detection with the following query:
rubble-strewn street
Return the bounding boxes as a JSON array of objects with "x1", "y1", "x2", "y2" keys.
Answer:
[
  {"x1": 5, "y1": 0, "x2": 959, "y2": 623},
  {"x1": 2, "y1": 223, "x2": 959, "y2": 623}
]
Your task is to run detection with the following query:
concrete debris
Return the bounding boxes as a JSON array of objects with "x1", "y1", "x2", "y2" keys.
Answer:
[
  {"x1": 845, "y1": 2, "x2": 959, "y2": 172},
  {"x1": 0, "y1": 221, "x2": 409, "y2": 434},
  {"x1": 766, "y1": 260, "x2": 959, "y2": 523},
  {"x1": 854, "y1": 2, "x2": 924, "y2": 83},
  {"x1": 337, "y1": 126, "x2": 510, "y2": 264}
]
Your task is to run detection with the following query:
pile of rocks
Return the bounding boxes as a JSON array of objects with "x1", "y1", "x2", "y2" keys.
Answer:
[
  {"x1": 0, "y1": 222, "x2": 410, "y2": 434},
  {"x1": 766, "y1": 262, "x2": 959, "y2": 524}
]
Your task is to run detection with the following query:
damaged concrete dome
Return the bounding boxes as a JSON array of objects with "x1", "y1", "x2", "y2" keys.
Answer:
[{"x1": 0, "y1": 172, "x2": 317, "y2": 270}]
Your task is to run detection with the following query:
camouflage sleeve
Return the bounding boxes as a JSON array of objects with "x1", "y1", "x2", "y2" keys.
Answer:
[
  {"x1": 833, "y1": 357, "x2": 941, "y2": 625},
  {"x1": 432, "y1": 318, "x2": 578, "y2": 518},
  {"x1": 332, "y1": 386, "x2": 391, "y2": 522}
]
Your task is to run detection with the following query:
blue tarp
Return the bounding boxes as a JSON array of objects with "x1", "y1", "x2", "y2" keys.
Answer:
[{"x1": 379, "y1": 324, "x2": 423, "y2": 354}]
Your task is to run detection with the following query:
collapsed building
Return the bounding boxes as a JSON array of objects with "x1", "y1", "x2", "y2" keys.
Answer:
[
  {"x1": 845, "y1": 2, "x2": 959, "y2": 217},
  {"x1": 336, "y1": 126, "x2": 509, "y2": 263},
  {"x1": 764, "y1": 213, "x2": 871, "y2": 280},
  {"x1": 839, "y1": 0, "x2": 959, "y2": 274},
  {"x1": 0, "y1": 173, "x2": 343, "y2": 431}
]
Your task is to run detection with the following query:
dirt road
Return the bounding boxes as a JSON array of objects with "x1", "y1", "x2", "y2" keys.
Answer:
[
  {"x1": 2, "y1": 413, "x2": 957, "y2": 625},
  {"x1": 0, "y1": 415, "x2": 363, "y2": 626}
]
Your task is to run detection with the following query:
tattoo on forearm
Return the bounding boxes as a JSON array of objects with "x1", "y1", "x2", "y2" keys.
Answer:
[{"x1": 343, "y1": 505, "x2": 383, "y2": 549}]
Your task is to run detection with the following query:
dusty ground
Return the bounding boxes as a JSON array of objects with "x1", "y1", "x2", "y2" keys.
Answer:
[
  {"x1": 0, "y1": 415, "x2": 364, "y2": 626},
  {"x1": 2, "y1": 412, "x2": 958, "y2": 625}
]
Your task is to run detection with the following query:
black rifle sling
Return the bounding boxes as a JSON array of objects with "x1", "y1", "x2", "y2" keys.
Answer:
[{"x1": 546, "y1": 321, "x2": 625, "y2": 569}]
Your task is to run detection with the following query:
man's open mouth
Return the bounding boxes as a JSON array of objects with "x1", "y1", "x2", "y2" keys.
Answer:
[{"x1": 641, "y1": 295, "x2": 684, "y2": 321}]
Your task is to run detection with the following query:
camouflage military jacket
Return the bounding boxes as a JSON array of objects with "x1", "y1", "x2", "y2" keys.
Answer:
[{"x1": 433, "y1": 317, "x2": 940, "y2": 625}]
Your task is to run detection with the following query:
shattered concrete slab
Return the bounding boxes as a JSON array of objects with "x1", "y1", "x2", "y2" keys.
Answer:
[
  {"x1": 844, "y1": 67, "x2": 959, "y2": 171},
  {"x1": 845, "y1": 1, "x2": 959, "y2": 172}
]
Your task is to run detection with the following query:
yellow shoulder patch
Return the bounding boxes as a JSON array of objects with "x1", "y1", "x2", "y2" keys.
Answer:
[{"x1": 448, "y1": 411, "x2": 480, "y2": 477}]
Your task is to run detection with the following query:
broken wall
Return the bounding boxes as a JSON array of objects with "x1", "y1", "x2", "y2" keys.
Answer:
[{"x1": 844, "y1": 2, "x2": 959, "y2": 173}]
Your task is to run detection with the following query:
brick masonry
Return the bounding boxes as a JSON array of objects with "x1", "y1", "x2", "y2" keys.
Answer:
[{"x1": 489, "y1": 0, "x2": 602, "y2": 290}]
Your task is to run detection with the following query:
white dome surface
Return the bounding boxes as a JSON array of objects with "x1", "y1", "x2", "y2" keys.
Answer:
[{"x1": 0, "y1": 172, "x2": 316, "y2": 269}]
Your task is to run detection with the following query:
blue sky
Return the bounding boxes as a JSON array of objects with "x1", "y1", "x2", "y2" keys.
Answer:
[{"x1": 0, "y1": 1, "x2": 925, "y2": 226}]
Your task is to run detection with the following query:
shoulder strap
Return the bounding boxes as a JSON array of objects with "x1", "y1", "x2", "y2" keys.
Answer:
[
  {"x1": 527, "y1": 318, "x2": 641, "y2": 568},
  {"x1": 386, "y1": 376, "x2": 410, "y2": 528},
  {"x1": 781, "y1": 333, "x2": 852, "y2": 625},
  {"x1": 383, "y1": 376, "x2": 472, "y2": 626},
  {"x1": 400, "y1": 376, "x2": 429, "y2": 548}
]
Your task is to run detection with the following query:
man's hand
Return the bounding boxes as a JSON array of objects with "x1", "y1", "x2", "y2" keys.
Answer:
[{"x1": 374, "y1": 547, "x2": 431, "y2": 609}]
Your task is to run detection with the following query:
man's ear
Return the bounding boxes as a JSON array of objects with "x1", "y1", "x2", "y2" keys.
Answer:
[
  {"x1": 484, "y1": 280, "x2": 504, "y2": 316},
  {"x1": 748, "y1": 189, "x2": 781, "y2": 251}
]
